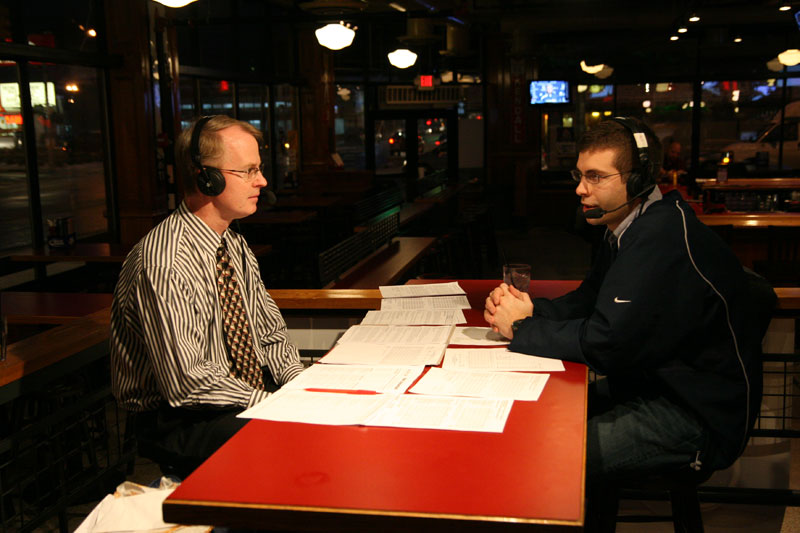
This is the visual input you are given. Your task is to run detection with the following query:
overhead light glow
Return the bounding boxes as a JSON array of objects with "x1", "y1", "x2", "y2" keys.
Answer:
[
  {"x1": 688, "y1": 13, "x2": 700, "y2": 22},
  {"x1": 677, "y1": 27, "x2": 688, "y2": 33},
  {"x1": 580, "y1": 60, "x2": 605, "y2": 74},
  {"x1": 779, "y1": 5, "x2": 791, "y2": 11},
  {"x1": 388, "y1": 2, "x2": 406, "y2": 12},
  {"x1": 778, "y1": 48, "x2": 800, "y2": 66},
  {"x1": 733, "y1": 36, "x2": 742, "y2": 43},
  {"x1": 152, "y1": 0, "x2": 198, "y2": 7},
  {"x1": 767, "y1": 57, "x2": 785, "y2": 71},
  {"x1": 388, "y1": 48, "x2": 417, "y2": 68},
  {"x1": 87, "y1": 28, "x2": 97, "y2": 37},
  {"x1": 670, "y1": 35, "x2": 679, "y2": 41},
  {"x1": 315, "y1": 23, "x2": 356, "y2": 50}
]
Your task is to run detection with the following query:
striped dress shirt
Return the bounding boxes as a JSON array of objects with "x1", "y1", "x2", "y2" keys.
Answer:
[{"x1": 110, "y1": 201, "x2": 303, "y2": 412}]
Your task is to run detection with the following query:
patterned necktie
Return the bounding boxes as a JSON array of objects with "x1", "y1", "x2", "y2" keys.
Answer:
[{"x1": 215, "y1": 238, "x2": 265, "y2": 390}]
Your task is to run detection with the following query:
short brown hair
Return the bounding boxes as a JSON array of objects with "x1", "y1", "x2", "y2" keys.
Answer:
[
  {"x1": 576, "y1": 118, "x2": 661, "y2": 180},
  {"x1": 176, "y1": 115, "x2": 264, "y2": 193}
]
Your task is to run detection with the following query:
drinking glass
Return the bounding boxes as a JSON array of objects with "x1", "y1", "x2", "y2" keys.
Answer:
[{"x1": 503, "y1": 263, "x2": 531, "y2": 293}]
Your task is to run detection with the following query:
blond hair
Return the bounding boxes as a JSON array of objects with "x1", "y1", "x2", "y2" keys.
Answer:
[{"x1": 175, "y1": 115, "x2": 263, "y2": 193}]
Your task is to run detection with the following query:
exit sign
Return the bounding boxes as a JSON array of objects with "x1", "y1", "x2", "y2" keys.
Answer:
[{"x1": 416, "y1": 75, "x2": 435, "y2": 91}]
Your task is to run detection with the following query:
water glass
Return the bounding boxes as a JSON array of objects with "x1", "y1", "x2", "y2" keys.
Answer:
[{"x1": 503, "y1": 263, "x2": 531, "y2": 293}]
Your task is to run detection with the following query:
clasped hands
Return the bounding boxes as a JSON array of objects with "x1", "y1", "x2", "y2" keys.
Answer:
[{"x1": 483, "y1": 283, "x2": 534, "y2": 340}]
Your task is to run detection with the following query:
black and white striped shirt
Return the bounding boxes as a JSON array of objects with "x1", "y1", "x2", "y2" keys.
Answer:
[{"x1": 110, "y1": 201, "x2": 303, "y2": 412}]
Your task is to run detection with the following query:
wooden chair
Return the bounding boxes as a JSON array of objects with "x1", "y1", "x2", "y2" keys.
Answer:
[
  {"x1": 616, "y1": 469, "x2": 712, "y2": 533},
  {"x1": 753, "y1": 226, "x2": 800, "y2": 286}
]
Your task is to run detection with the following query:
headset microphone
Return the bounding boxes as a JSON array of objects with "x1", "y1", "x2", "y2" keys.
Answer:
[{"x1": 583, "y1": 183, "x2": 656, "y2": 220}]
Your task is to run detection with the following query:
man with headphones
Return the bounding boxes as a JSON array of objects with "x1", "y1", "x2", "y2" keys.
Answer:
[
  {"x1": 485, "y1": 118, "x2": 772, "y2": 530},
  {"x1": 110, "y1": 115, "x2": 304, "y2": 477}
]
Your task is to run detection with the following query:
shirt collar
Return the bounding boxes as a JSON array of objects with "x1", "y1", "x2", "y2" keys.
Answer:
[
  {"x1": 176, "y1": 201, "x2": 235, "y2": 255},
  {"x1": 607, "y1": 185, "x2": 662, "y2": 246}
]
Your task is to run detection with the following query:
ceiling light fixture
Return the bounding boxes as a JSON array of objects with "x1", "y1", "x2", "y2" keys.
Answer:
[
  {"x1": 779, "y1": 4, "x2": 792, "y2": 11},
  {"x1": 388, "y1": 2, "x2": 406, "y2": 12},
  {"x1": 315, "y1": 22, "x2": 356, "y2": 50},
  {"x1": 579, "y1": 60, "x2": 605, "y2": 74},
  {"x1": 152, "y1": 0, "x2": 198, "y2": 7},
  {"x1": 388, "y1": 48, "x2": 417, "y2": 68},
  {"x1": 688, "y1": 13, "x2": 700, "y2": 22},
  {"x1": 779, "y1": 48, "x2": 800, "y2": 66},
  {"x1": 670, "y1": 35, "x2": 679, "y2": 41},
  {"x1": 677, "y1": 27, "x2": 688, "y2": 33},
  {"x1": 733, "y1": 36, "x2": 742, "y2": 43}
]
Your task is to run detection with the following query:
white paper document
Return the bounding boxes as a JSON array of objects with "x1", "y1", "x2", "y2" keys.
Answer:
[
  {"x1": 380, "y1": 295, "x2": 471, "y2": 310},
  {"x1": 379, "y1": 281, "x2": 465, "y2": 299},
  {"x1": 282, "y1": 364, "x2": 424, "y2": 393},
  {"x1": 443, "y1": 347, "x2": 565, "y2": 372},
  {"x1": 319, "y1": 342, "x2": 446, "y2": 366},
  {"x1": 409, "y1": 367, "x2": 550, "y2": 402},
  {"x1": 239, "y1": 389, "x2": 389, "y2": 425},
  {"x1": 239, "y1": 389, "x2": 511, "y2": 433},
  {"x1": 365, "y1": 394, "x2": 512, "y2": 433},
  {"x1": 337, "y1": 325, "x2": 454, "y2": 345},
  {"x1": 361, "y1": 309, "x2": 466, "y2": 325},
  {"x1": 449, "y1": 326, "x2": 510, "y2": 345}
]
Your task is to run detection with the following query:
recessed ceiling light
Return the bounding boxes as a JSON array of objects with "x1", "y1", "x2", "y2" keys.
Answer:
[
  {"x1": 677, "y1": 27, "x2": 688, "y2": 33},
  {"x1": 670, "y1": 35, "x2": 680, "y2": 41},
  {"x1": 779, "y1": 5, "x2": 791, "y2": 12},
  {"x1": 733, "y1": 36, "x2": 742, "y2": 43},
  {"x1": 688, "y1": 13, "x2": 700, "y2": 22}
]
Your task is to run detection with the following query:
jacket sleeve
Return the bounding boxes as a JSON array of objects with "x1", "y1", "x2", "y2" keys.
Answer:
[{"x1": 511, "y1": 224, "x2": 708, "y2": 375}]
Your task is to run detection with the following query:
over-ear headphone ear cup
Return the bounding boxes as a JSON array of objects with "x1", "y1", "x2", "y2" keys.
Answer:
[
  {"x1": 626, "y1": 171, "x2": 642, "y2": 198},
  {"x1": 197, "y1": 167, "x2": 226, "y2": 196}
]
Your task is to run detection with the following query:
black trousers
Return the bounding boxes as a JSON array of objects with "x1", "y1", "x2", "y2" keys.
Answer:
[{"x1": 134, "y1": 370, "x2": 279, "y2": 479}]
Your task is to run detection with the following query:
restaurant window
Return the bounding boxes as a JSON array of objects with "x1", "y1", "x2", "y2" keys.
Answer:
[
  {"x1": 238, "y1": 83, "x2": 271, "y2": 178},
  {"x1": 374, "y1": 118, "x2": 407, "y2": 176},
  {"x1": 178, "y1": 77, "x2": 197, "y2": 129},
  {"x1": 0, "y1": 60, "x2": 32, "y2": 252},
  {"x1": 615, "y1": 82, "x2": 693, "y2": 173},
  {"x1": 418, "y1": 117, "x2": 448, "y2": 175},
  {"x1": 29, "y1": 63, "x2": 108, "y2": 242},
  {"x1": 334, "y1": 84, "x2": 365, "y2": 169},
  {"x1": 700, "y1": 79, "x2": 794, "y2": 172},
  {"x1": 273, "y1": 83, "x2": 297, "y2": 190},
  {"x1": 198, "y1": 78, "x2": 234, "y2": 116}
]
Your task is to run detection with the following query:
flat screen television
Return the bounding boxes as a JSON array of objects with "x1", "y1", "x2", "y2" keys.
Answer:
[{"x1": 529, "y1": 80, "x2": 570, "y2": 105}]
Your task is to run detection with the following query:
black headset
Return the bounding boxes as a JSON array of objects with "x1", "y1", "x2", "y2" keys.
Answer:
[
  {"x1": 190, "y1": 115, "x2": 226, "y2": 196},
  {"x1": 611, "y1": 116, "x2": 657, "y2": 199}
]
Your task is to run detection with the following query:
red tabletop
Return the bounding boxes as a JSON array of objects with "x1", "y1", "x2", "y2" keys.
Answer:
[{"x1": 164, "y1": 280, "x2": 587, "y2": 531}]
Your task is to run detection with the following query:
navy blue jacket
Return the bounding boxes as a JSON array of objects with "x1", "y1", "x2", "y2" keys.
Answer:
[{"x1": 510, "y1": 191, "x2": 769, "y2": 466}]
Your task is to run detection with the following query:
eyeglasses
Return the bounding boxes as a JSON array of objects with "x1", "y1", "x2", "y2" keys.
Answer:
[
  {"x1": 215, "y1": 163, "x2": 266, "y2": 182},
  {"x1": 570, "y1": 169, "x2": 629, "y2": 184}
]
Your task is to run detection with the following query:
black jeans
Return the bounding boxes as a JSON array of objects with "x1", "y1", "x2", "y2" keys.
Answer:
[{"x1": 134, "y1": 370, "x2": 279, "y2": 478}]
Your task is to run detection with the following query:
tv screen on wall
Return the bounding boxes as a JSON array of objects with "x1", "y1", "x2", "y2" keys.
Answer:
[{"x1": 529, "y1": 80, "x2": 570, "y2": 105}]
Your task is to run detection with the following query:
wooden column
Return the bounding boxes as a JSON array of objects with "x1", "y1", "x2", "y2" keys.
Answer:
[
  {"x1": 104, "y1": 0, "x2": 168, "y2": 246},
  {"x1": 297, "y1": 27, "x2": 335, "y2": 174},
  {"x1": 485, "y1": 31, "x2": 540, "y2": 225}
]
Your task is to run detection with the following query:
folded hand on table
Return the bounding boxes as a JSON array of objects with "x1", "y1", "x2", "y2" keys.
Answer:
[{"x1": 483, "y1": 282, "x2": 534, "y2": 340}]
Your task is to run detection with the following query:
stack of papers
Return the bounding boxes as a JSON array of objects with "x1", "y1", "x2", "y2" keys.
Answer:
[{"x1": 249, "y1": 281, "x2": 564, "y2": 434}]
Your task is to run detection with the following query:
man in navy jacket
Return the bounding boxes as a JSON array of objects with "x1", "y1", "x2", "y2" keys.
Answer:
[{"x1": 485, "y1": 118, "x2": 771, "y2": 530}]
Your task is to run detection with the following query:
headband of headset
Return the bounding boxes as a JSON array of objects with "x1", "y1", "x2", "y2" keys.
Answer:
[{"x1": 611, "y1": 116, "x2": 655, "y2": 196}]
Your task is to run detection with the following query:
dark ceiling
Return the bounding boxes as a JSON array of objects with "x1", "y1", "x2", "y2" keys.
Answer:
[{"x1": 280, "y1": 0, "x2": 800, "y2": 81}]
